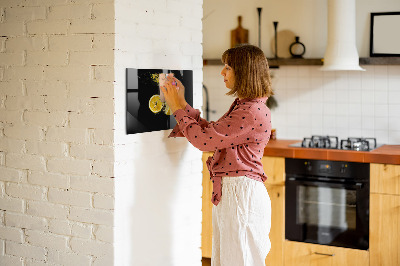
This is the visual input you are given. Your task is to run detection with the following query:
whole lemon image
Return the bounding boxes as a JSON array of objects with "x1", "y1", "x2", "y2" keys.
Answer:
[{"x1": 149, "y1": 95, "x2": 163, "y2": 113}]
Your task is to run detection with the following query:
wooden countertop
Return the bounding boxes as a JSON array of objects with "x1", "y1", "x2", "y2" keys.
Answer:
[{"x1": 263, "y1": 139, "x2": 400, "y2": 165}]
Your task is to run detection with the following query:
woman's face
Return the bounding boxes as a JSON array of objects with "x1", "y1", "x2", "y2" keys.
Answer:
[{"x1": 220, "y1": 64, "x2": 235, "y2": 89}]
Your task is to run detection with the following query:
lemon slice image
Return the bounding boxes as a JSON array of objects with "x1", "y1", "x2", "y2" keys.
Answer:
[
  {"x1": 149, "y1": 95, "x2": 163, "y2": 113},
  {"x1": 164, "y1": 104, "x2": 172, "y2": 115}
]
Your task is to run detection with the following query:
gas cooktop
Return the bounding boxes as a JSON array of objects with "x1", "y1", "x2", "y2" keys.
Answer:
[{"x1": 289, "y1": 135, "x2": 383, "y2": 151}]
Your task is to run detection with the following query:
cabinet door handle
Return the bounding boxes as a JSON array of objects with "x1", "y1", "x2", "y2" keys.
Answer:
[{"x1": 314, "y1": 252, "x2": 335, "y2": 257}]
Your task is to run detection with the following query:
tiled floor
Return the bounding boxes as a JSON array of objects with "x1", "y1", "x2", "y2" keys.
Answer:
[{"x1": 202, "y1": 257, "x2": 211, "y2": 266}]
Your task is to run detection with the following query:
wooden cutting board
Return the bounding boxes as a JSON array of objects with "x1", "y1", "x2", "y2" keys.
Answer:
[{"x1": 231, "y1": 16, "x2": 249, "y2": 48}]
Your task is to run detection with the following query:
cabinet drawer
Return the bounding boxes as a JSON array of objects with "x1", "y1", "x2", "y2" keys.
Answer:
[
  {"x1": 262, "y1": 156, "x2": 285, "y2": 185},
  {"x1": 284, "y1": 241, "x2": 369, "y2": 266}
]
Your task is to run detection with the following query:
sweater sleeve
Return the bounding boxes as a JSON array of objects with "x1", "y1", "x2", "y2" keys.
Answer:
[
  {"x1": 172, "y1": 105, "x2": 256, "y2": 152},
  {"x1": 168, "y1": 104, "x2": 211, "y2": 138}
]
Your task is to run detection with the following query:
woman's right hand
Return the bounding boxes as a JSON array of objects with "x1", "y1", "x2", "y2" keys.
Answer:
[{"x1": 168, "y1": 75, "x2": 187, "y2": 107}]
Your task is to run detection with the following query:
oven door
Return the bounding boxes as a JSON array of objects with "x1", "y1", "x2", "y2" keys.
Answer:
[{"x1": 285, "y1": 177, "x2": 369, "y2": 250}]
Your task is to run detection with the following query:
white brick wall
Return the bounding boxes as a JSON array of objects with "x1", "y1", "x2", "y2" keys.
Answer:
[
  {"x1": 0, "y1": 0, "x2": 115, "y2": 265},
  {"x1": 114, "y1": 0, "x2": 203, "y2": 265}
]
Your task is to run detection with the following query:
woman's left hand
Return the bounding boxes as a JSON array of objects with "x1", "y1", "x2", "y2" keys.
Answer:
[{"x1": 160, "y1": 76, "x2": 185, "y2": 113}]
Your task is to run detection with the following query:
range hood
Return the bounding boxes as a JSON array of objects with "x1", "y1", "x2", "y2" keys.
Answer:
[{"x1": 320, "y1": 0, "x2": 365, "y2": 71}]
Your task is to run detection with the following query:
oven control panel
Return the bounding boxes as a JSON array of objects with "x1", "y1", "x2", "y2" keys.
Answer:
[{"x1": 286, "y1": 158, "x2": 369, "y2": 180}]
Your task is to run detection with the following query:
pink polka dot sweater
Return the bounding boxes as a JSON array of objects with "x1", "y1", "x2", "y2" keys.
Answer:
[{"x1": 168, "y1": 97, "x2": 272, "y2": 206}]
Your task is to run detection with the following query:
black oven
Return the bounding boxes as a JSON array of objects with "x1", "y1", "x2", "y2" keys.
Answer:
[{"x1": 285, "y1": 158, "x2": 369, "y2": 250}]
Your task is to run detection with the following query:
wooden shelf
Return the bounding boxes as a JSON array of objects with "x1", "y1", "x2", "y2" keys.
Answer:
[
  {"x1": 359, "y1": 57, "x2": 400, "y2": 65},
  {"x1": 203, "y1": 57, "x2": 400, "y2": 67}
]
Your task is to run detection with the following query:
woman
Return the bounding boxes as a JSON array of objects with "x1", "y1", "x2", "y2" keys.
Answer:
[{"x1": 161, "y1": 44, "x2": 273, "y2": 266}]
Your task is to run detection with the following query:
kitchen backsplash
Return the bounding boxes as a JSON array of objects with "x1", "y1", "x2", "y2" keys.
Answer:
[{"x1": 203, "y1": 65, "x2": 400, "y2": 144}]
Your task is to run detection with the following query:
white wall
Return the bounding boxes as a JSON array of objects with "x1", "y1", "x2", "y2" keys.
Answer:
[
  {"x1": 203, "y1": 0, "x2": 400, "y2": 145},
  {"x1": 113, "y1": 0, "x2": 203, "y2": 265},
  {"x1": 0, "y1": 0, "x2": 115, "y2": 265},
  {"x1": 203, "y1": 0, "x2": 400, "y2": 58}
]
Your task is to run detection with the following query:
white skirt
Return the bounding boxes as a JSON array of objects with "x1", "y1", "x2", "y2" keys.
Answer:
[{"x1": 212, "y1": 176, "x2": 271, "y2": 266}]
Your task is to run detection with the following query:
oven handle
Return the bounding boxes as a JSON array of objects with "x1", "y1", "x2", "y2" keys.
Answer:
[{"x1": 286, "y1": 177, "x2": 364, "y2": 189}]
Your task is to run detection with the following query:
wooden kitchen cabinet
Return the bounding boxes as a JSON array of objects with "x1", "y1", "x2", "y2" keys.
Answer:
[
  {"x1": 202, "y1": 152, "x2": 213, "y2": 258},
  {"x1": 370, "y1": 163, "x2": 400, "y2": 195},
  {"x1": 370, "y1": 163, "x2": 400, "y2": 266},
  {"x1": 284, "y1": 241, "x2": 369, "y2": 266}
]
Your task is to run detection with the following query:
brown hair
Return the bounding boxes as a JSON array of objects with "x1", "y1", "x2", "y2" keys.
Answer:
[{"x1": 221, "y1": 44, "x2": 273, "y2": 99}]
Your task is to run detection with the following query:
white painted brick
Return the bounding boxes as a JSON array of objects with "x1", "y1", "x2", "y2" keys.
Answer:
[
  {"x1": 93, "y1": 252, "x2": 113, "y2": 266},
  {"x1": 28, "y1": 171, "x2": 69, "y2": 189},
  {"x1": 0, "y1": 197, "x2": 24, "y2": 213},
  {"x1": 0, "y1": 52, "x2": 24, "y2": 66},
  {"x1": 69, "y1": 112, "x2": 114, "y2": 129},
  {"x1": 24, "y1": 111, "x2": 68, "y2": 127},
  {"x1": 44, "y1": 66, "x2": 91, "y2": 82},
  {"x1": 27, "y1": 20, "x2": 69, "y2": 35},
  {"x1": 5, "y1": 36, "x2": 46, "y2": 52},
  {"x1": 70, "y1": 144, "x2": 113, "y2": 161},
  {"x1": 6, "y1": 241, "x2": 46, "y2": 261},
  {"x1": 26, "y1": 140, "x2": 67, "y2": 157},
  {"x1": 69, "y1": 81, "x2": 114, "y2": 98},
  {"x1": 6, "y1": 153, "x2": 46, "y2": 171},
  {"x1": 92, "y1": 160, "x2": 113, "y2": 177},
  {"x1": 0, "y1": 255, "x2": 23, "y2": 266},
  {"x1": 22, "y1": 0, "x2": 69, "y2": 6},
  {"x1": 27, "y1": 200, "x2": 69, "y2": 219},
  {"x1": 26, "y1": 51, "x2": 68, "y2": 66},
  {"x1": 0, "y1": 138, "x2": 25, "y2": 154},
  {"x1": 94, "y1": 225, "x2": 112, "y2": 243},
  {"x1": 48, "y1": 4, "x2": 91, "y2": 20},
  {"x1": 47, "y1": 249, "x2": 91, "y2": 266},
  {"x1": 4, "y1": 125, "x2": 43, "y2": 141},
  {"x1": 48, "y1": 219, "x2": 71, "y2": 236},
  {"x1": 0, "y1": 22, "x2": 24, "y2": 36},
  {"x1": 43, "y1": 96, "x2": 81, "y2": 112},
  {"x1": 0, "y1": 181, "x2": 4, "y2": 197},
  {"x1": 0, "y1": 226, "x2": 24, "y2": 243},
  {"x1": 0, "y1": 110, "x2": 23, "y2": 124},
  {"x1": 89, "y1": 128, "x2": 113, "y2": 146},
  {"x1": 24, "y1": 259, "x2": 48, "y2": 266},
  {"x1": 3, "y1": 66, "x2": 44, "y2": 81},
  {"x1": 0, "y1": 37, "x2": 5, "y2": 52},
  {"x1": 71, "y1": 222, "x2": 92, "y2": 239},
  {"x1": 0, "y1": 81, "x2": 24, "y2": 96},
  {"x1": 92, "y1": 3, "x2": 114, "y2": 20},
  {"x1": 46, "y1": 127, "x2": 88, "y2": 144},
  {"x1": 81, "y1": 97, "x2": 115, "y2": 114},
  {"x1": 92, "y1": 34, "x2": 114, "y2": 50},
  {"x1": 49, "y1": 35, "x2": 93, "y2": 52},
  {"x1": 69, "y1": 207, "x2": 113, "y2": 226},
  {"x1": 69, "y1": 50, "x2": 113, "y2": 66},
  {"x1": 93, "y1": 66, "x2": 114, "y2": 82},
  {"x1": 4, "y1": 6, "x2": 46, "y2": 22},
  {"x1": 47, "y1": 158, "x2": 92, "y2": 176},
  {"x1": 4, "y1": 96, "x2": 46, "y2": 111},
  {"x1": 0, "y1": 211, "x2": 4, "y2": 226},
  {"x1": 70, "y1": 175, "x2": 113, "y2": 194},
  {"x1": 181, "y1": 42, "x2": 202, "y2": 56},
  {"x1": 5, "y1": 212, "x2": 48, "y2": 231},
  {"x1": 93, "y1": 194, "x2": 113, "y2": 210},
  {"x1": 70, "y1": 19, "x2": 114, "y2": 34},
  {"x1": 0, "y1": 153, "x2": 5, "y2": 166},
  {"x1": 48, "y1": 188, "x2": 91, "y2": 208},
  {"x1": 6, "y1": 183, "x2": 46, "y2": 201},
  {"x1": 25, "y1": 229, "x2": 68, "y2": 251},
  {"x1": 70, "y1": 237, "x2": 113, "y2": 257}
]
